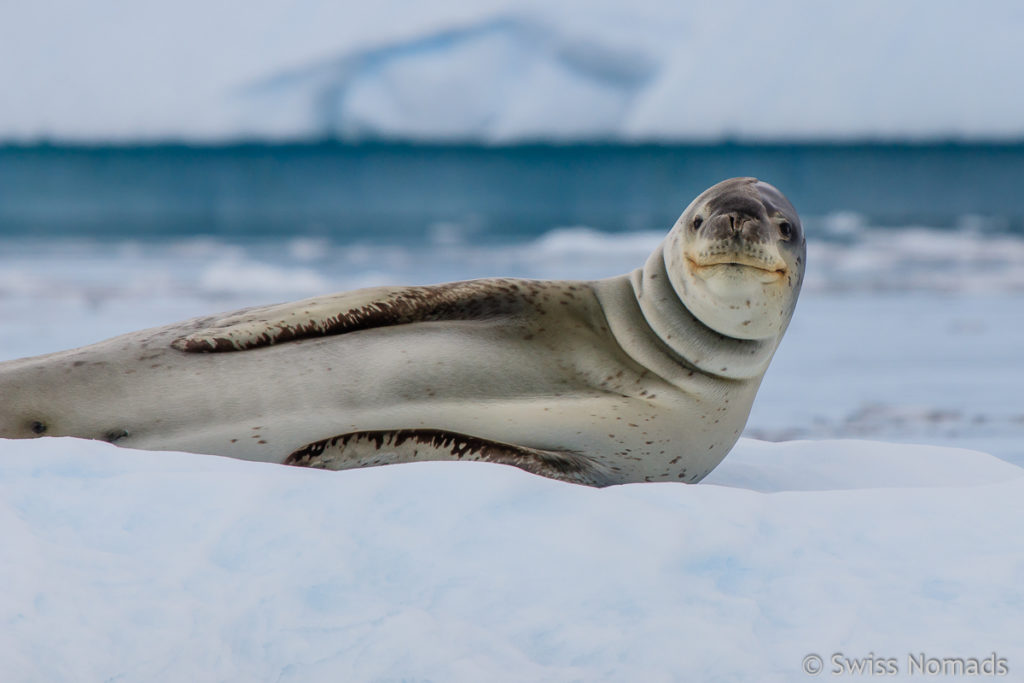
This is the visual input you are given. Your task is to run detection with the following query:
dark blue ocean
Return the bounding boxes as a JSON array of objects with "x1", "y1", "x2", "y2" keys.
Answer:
[{"x1": 3, "y1": 142, "x2": 1024, "y2": 243}]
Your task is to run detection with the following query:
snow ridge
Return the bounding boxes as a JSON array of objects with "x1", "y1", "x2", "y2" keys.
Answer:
[{"x1": 4, "y1": 2, "x2": 1024, "y2": 141}]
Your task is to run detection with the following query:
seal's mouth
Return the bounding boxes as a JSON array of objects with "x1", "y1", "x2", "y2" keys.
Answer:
[{"x1": 686, "y1": 254, "x2": 787, "y2": 278}]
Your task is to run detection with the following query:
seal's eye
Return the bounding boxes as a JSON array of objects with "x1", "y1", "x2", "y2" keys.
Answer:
[
  {"x1": 31, "y1": 420, "x2": 47, "y2": 435},
  {"x1": 692, "y1": 216, "x2": 703, "y2": 231},
  {"x1": 779, "y1": 221, "x2": 793, "y2": 240}
]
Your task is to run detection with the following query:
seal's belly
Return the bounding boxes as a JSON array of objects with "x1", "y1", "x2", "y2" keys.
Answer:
[
  {"x1": 136, "y1": 317, "x2": 755, "y2": 481},
  {"x1": 138, "y1": 317, "x2": 611, "y2": 452}
]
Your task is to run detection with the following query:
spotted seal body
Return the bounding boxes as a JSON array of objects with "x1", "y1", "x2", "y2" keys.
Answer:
[{"x1": 0, "y1": 178, "x2": 805, "y2": 486}]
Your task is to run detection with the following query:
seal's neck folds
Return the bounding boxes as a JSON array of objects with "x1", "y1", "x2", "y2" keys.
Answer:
[{"x1": 632, "y1": 245, "x2": 780, "y2": 380}]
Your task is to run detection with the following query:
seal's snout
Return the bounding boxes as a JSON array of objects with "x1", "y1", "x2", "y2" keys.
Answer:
[
  {"x1": 682, "y1": 189, "x2": 790, "y2": 276},
  {"x1": 703, "y1": 212, "x2": 770, "y2": 243}
]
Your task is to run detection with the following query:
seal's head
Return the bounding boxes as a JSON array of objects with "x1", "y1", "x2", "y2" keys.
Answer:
[{"x1": 664, "y1": 177, "x2": 805, "y2": 340}]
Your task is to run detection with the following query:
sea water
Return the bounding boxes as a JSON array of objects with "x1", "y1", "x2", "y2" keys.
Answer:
[{"x1": 1, "y1": 143, "x2": 1022, "y2": 464}]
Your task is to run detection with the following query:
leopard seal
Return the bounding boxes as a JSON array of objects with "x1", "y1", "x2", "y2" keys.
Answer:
[{"x1": 0, "y1": 177, "x2": 805, "y2": 486}]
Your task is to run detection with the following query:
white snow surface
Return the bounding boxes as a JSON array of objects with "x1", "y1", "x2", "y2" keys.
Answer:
[
  {"x1": 3, "y1": 221, "x2": 1023, "y2": 679},
  {"x1": 2, "y1": 436, "x2": 1022, "y2": 682},
  {"x1": 4, "y1": 1, "x2": 1024, "y2": 142}
]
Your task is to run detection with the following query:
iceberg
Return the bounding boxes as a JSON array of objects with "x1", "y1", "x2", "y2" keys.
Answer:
[{"x1": 3, "y1": 1, "x2": 1024, "y2": 141}]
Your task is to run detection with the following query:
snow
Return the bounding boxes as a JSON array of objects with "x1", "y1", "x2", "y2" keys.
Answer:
[
  {"x1": 3, "y1": 218, "x2": 1024, "y2": 303},
  {"x1": 2, "y1": 239, "x2": 1021, "y2": 679},
  {"x1": 2, "y1": 213, "x2": 1022, "y2": 678},
  {"x1": 1, "y1": 436, "x2": 1021, "y2": 681},
  {"x1": 3, "y1": 1, "x2": 1024, "y2": 142}
]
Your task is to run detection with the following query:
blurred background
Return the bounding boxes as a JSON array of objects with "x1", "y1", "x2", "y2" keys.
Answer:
[{"x1": 1, "y1": 1, "x2": 1022, "y2": 463}]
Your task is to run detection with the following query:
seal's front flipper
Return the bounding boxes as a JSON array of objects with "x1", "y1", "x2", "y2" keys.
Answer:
[
  {"x1": 171, "y1": 279, "x2": 541, "y2": 353},
  {"x1": 284, "y1": 429, "x2": 610, "y2": 487}
]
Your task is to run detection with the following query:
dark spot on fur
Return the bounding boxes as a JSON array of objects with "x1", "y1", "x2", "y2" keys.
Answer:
[
  {"x1": 105, "y1": 429, "x2": 129, "y2": 443},
  {"x1": 31, "y1": 421, "x2": 47, "y2": 435}
]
